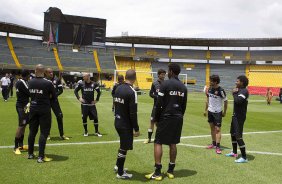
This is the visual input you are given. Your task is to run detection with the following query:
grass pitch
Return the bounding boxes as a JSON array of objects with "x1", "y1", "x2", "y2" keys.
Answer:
[{"x1": 0, "y1": 89, "x2": 281, "y2": 184}]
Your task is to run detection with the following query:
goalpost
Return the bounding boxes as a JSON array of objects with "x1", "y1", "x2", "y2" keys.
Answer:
[{"x1": 114, "y1": 70, "x2": 188, "y2": 87}]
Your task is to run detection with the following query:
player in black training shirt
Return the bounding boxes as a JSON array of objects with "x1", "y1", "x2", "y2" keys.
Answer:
[
  {"x1": 45, "y1": 68, "x2": 69, "y2": 140},
  {"x1": 9, "y1": 72, "x2": 15, "y2": 97},
  {"x1": 144, "y1": 69, "x2": 166, "y2": 144},
  {"x1": 146, "y1": 63, "x2": 187, "y2": 181},
  {"x1": 13, "y1": 70, "x2": 30, "y2": 155},
  {"x1": 114, "y1": 69, "x2": 140, "y2": 179},
  {"x1": 27, "y1": 64, "x2": 56, "y2": 163},
  {"x1": 111, "y1": 75, "x2": 124, "y2": 112},
  {"x1": 225, "y1": 75, "x2": 249, "y2": 163},
  {"x1": 74, "y1": 73, "x2": 102, "y2": 137}
]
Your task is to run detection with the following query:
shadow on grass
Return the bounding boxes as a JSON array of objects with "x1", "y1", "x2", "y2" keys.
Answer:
[
  {"x1": 121, "y1": 169, "x2": 197, "y2": 182},
  {"x1": 45, "y1": 154, "x2": 69, "y2": 162},
  {"x1": 238, "y1": 154, "x2": 255, "y2": 161}
]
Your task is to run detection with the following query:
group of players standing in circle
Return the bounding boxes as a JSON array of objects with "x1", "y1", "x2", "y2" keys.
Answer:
[{"x1": 12, "y1": 62, "x2": 250, "y2": 180}]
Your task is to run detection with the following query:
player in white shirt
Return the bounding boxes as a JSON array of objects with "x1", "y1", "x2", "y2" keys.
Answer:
[
  {"x1": 204, "y1": 75, "x2": 228, "y2": 154},
  {"x1": 0, "y1": 73, "x2": 11, "y2": 101}
]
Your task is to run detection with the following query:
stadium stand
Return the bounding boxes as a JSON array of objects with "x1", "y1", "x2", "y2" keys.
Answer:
[
  {"x1": 248, "y1": 65, "x2": 282, "y2": 96},
  {"x1": 0, "y1": 36, "x2": 15, "y2": 68},
  {"x1": 115, "y1": 56, "x2": 152, "y2": 89}
]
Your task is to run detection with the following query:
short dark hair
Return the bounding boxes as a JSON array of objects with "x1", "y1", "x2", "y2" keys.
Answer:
[
  {"x1": 125, "y1": 69, "x2": 136, "y2": 81},
  {"x1": 157, "y1": 69, "x2": 166, "y2": 75},
  {"x1": 237, "y1": 75, "x2": 249, "y2": 88},
  {"x1": 168, "y1": 63, "x2": 181, "y2": 75},
  {"x1": 210, "y1": 75, "x2": 220, "y2": 84},
  {"x1": 117, "y1": 75, "x2": 124, "y2": 83},
  {"x1": 21, "y1": 70, "x2": 30, "y2": 78}
]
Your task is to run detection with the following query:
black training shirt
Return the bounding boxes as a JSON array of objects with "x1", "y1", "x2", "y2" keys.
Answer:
[
  {"x1": 233, "y1": 88, "x2": 249, "y2": 119},
  {"x1": 28, "y1": 77, "x2": 57, "y2": 111},
  {"x1": 154, "y1": 77, "x2": 187, "y2": 122},
  {"x1": 149, "y1": 79, "x2": 163, "y2": 105},
  {"x1": 114, "y1": 83, "x2": 139, "y2": 132},
  {"x1": 15, "y1": 79, "x2": 30, "y2": 108},
  {"x1": 74, "y1": 81, "x2": 101, "y2": 104}
]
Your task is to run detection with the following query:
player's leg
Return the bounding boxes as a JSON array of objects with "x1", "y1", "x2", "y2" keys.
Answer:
[
  {"x1": 214, "y1": 112, "x2": 223, "y2": 154},
  {"x1": 145, "y1": 106, "x2": 156, "y2": 144},
  {"x1": 37, "y1": 110, "x2": 52, "y2": 163},
  {"x1": 207, "y1": 111, "x2": 216, "y2": 149},
  {"x1": 52, "y1": 100, "x2": 68, "y2": 140},
  {"x1": 226, "y1": 116, "x2": 239, "y2": 157},
  {"x1": 235, "y1": 119, "x2": 247, "y2": 163},
  {"x1": 91, "y1": 106, "x2": 102, "y2": 136},
  {"x1": 28, "y1": 112, "x2": 39, "y2": 159},
  {"x1": 115, "y1": 129, "x2": 133, "y2": 179},
  {"x1": 166, "y1": 144, "x2": 177, "y2": 179},
  {"x1": 81, "y1": 105, "x2": 88, "y2": 136}
]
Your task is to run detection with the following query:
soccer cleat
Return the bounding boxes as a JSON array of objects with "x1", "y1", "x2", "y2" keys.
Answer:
[
  {"x1": 37, "y1": 156, "x2": 53, "y2": 163},
  {"x1": 225, "y1": 152, "x2": 238, "y2": 158},
  {"x1": 116, "y1": 171, "x2": 133, "y2": 179},
  {"x1": 94, "y1": 132, "x2": 102, "y2": 137},
  {"x1": 47, "y1": 136, "x2": 51, "y2": 140},
  {"x1": 28, "y1": 154, "x2": 35, "y2": 159},
  {"x1": 143, "y1": 139, "x2": 151, "y2": 144},
  {"x1": 22, "y1": 145, "x2": 29, "y2": 150},
  {"x1": 216, "y1": 148, "x2": 222, "y2": 154},
  {"x1": 83, "y1": 132, "x2": 89, "y2": 137},
  {"x1": 206, "y1": 144, "x2": 216, "y2": 149},
  {"x1": 165, "y1": 172, "x2": 175, "y2": 179},
  {"x1": 235, "y1": 157, "x2": 248, "y2": 163},
  {"x1": 14, "y1": 148, "x2": 21, "y2": 155},
  {"x1": 114, "y1": 165, "x2": 128, "y2": 173},
  {"x1": 145, "y1": 172, "x2": 163, "y2": 181},
  {"x1": 60, "y1": 135, "x2": 70, "y2": 140}
]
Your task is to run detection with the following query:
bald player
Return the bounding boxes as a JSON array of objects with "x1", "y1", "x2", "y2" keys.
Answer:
[
  {"x1": 27, "y1": 64, "x2": 56, "y2": 163},
  {"x1": 45, "y1": 68, "x2": 69, "y2": 140},
  {"x1": 74, "y1": 73, "x2": 102, "y2": 137}
]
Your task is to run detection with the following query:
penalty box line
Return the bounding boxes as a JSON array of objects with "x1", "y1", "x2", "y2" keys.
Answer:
[{"x1": 0, "y1": 130, "x2": 282, "y2": 151}]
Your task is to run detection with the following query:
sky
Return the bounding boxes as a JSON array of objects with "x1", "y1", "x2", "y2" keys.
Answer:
[{"x1": 0, "y1": 0, "x2": 282, "y2": 38}]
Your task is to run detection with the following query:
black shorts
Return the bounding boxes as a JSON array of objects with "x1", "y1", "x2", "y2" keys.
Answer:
[
  {"x1": 154, "y1": 116, "x2": 183, "y2": 145},
  {"x1": 230, "y1": 115, "x2": 246, "y2": 138},
  {"x1": 51, "y1": 100, "x2": 63, "y2": 118},
  {"x1": 29, "y1": 109, "x2": 52, "y2": 136},
  {"x1": 150, "y1": 106, "x2": 156, "y2": 122},
  {"x1": 208, "y1": 111, "x2": 222, "y2": 127},
  {"x1": 81, "y1": 104, "x2": 98, "y2": 121},
  {"x1": 116, "y1": 128, "x2": 133, "y2": 150},
  {"x1": 16, "y1": 106, "x2": 29, "y2": 127}
]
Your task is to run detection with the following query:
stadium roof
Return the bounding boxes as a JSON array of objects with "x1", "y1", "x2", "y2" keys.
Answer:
[
  {"x1": 106, "y1": 36, "x2": 282, "y2": 47},
  {"x1": 0, "y1": 21, "x2": 43, "y2": 36}
]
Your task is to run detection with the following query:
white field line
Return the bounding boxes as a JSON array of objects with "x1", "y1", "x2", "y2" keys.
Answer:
[
  {"x1": 178, "y1": 143, "x2": 282, "y2": 156},
  {"x1": 1, "y1": 130, "x2": 282, "y2": 150}
]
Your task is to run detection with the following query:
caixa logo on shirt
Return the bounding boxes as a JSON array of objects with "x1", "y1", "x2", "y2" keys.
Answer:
[
  {"x1": 29, "y1": 89, "x2": 43, "y2": 94},
  {"x1": 114, "y1": 97, "x2": 124, "y2": 104},
  {"x1": 84, "y1": 88, "x2": 94, "y2": 91},
  {"x1": 169, "y1": 91, "x2": 185, "y2": 97}
]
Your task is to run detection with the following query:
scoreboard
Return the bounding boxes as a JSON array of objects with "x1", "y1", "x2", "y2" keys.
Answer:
[{"x1": 43, "y1": 7, "x2": 106, "y2": 46}]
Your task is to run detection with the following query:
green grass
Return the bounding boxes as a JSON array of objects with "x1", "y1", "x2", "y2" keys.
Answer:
[{"x1": 0, "y1": 89, "x2": 282, "y2": 184}]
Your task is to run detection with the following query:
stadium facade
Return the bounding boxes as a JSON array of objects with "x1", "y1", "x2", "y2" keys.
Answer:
[{"x1": 0, "y1": 7, "x2": 282, "y2": 95}]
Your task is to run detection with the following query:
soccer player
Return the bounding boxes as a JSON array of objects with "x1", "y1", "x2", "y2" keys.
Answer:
[
  {"x1": 0, "y1": 73, "x2": 11, "y2": 101},
  {"x1": 13, "y1": 70, "x2": 30, "y2": 155},
  {"x1": 74, "y1": 73, "x2": 102, "y2": 137},
  {"x1": 279, "y1": 88, "x2": 282, "y2": 104},
  {"x1": 111, "y1": 75, "x2": 124, "y2": 112},
  {"x1": 45, "y1": 68, "x2": 69, "y2": 140},
  {"x1": 114, "y1": 69, "x2": 140, "y2": 179},
  {"x1": 9, "y1": 72, "x2": 15, "y2": 98},
  {"x1": 27, "y1": 64, "x2": 56, "y2": 163},
  {"x1": 225, "y1": 75, "x2": 249, "y2": 163},
  {"x1": 204, "y1": 75, "x2": 228, "y2": 154},
  {"x1": 144, "y1": 69, "x2": 166, "y2": 144},
  {"x1": 265, "y1": 88, "x2": 273, "y2": 105},
  {"x1": 146, "y1": 63, "x2": 187, "y2": 181}
]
